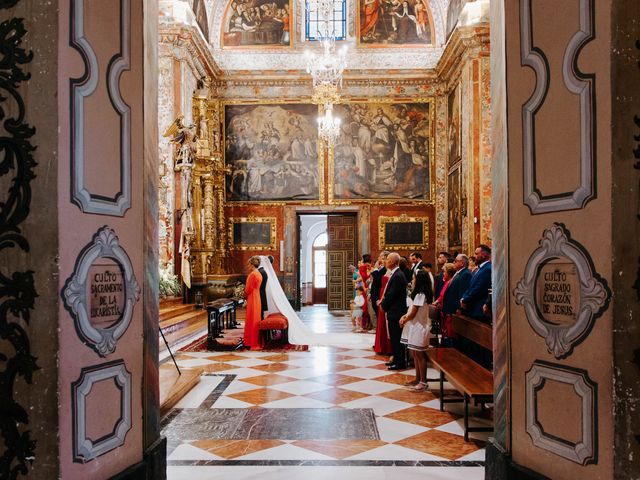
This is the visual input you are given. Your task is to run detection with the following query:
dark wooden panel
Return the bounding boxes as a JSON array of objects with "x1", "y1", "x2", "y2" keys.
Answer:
[{"x1": 327, "y1": 214, "x2": 357, "y2": 310}]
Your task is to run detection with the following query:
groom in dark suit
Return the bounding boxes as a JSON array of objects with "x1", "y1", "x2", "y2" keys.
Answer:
[
  {"x1": 380, "y1": 252, "x2": 408, "y2": 370},
  {"x1": 257, "y1": 263, "x2": 268, "y2": 319}
]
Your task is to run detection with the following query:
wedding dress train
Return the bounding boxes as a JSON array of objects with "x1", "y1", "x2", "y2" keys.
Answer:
[{"x1": 258, "y1": 256, "x2": 374, "y2": 349}]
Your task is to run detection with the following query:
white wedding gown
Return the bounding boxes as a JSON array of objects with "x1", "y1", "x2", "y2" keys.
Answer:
[{"x1": 259, "y1": 256, "x2": 374, "y2": 349}]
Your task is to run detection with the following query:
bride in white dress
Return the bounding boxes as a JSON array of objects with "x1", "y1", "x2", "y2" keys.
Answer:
[{"x1": 258, "y1": 256, "x2": 373, "y2": 348}]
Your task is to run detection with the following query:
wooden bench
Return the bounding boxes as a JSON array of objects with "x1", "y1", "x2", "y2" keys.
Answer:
[
  {"x1": 259, "y1": 313, "x2": 289, "y2": 344},
  {"x1": 427, "y1": 314, "x2": 493, "y2": 441},
  {"x1": 206, "y1": 299, "x2": 236, "y2": 347}
]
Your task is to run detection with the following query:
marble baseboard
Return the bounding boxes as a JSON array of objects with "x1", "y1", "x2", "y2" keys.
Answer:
[{"x1": 166, "y1": 459, "x2": 485, "y2": 467}]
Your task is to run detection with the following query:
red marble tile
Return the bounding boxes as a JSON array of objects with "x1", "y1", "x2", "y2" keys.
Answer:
[
  {"x1": 292, "y1": 440, "x2": 386, "y2": 459},
  {"x1": 191, "y1": 439, "x2": 284, "y2": 459},
  {"x1": 394, "y1": 430, "x2": 484, "y2": 460},
  {"x1": 385, "y1": 405, "x2": 462, "y2": 428}
]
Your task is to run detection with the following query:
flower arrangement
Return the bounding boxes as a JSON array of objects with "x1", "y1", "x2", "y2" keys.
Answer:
[{"x1": 159, "y1": 266, "x2": 181, "y2": 297}]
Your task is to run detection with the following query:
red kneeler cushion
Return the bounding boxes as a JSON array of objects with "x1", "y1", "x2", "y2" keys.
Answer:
[{"x1": 259, "y1": 314, "x2": 288, "y2": 330}]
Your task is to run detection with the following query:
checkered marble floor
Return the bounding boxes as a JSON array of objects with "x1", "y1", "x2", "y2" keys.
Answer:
[{"x1": 163, "y1": 308, "x2": 490, "y2": 479}]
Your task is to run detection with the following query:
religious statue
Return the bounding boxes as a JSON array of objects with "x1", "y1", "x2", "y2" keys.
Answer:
[{"x1": 163, "y1": 115, "x2": 198, "y2": 171}]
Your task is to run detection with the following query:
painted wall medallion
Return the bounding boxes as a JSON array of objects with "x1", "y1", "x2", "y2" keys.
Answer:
[
  {"x1": 525, "y1": 360, "x2": 597, "y2": 465},
  {"x1": 63, "y1": 226, "x2": 140, "y2": 357},
  {"x1": 72, "y1": 360, "x2": 132, "y2": 463},
  {"x1": 514, "y1": 223, "x2": 610, "y2": 358}
]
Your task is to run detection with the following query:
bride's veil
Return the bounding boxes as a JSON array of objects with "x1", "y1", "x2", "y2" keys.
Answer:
[{"x1": 258, "y1": 255, "x2": 373, "y2": 348}]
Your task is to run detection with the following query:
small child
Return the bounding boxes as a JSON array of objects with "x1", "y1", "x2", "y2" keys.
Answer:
[{"x1": 351, "y1": 286, "x2": 366, "y2": 332}]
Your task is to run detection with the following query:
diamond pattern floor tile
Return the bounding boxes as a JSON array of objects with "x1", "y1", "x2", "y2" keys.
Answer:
[
  {"x1": 291, "y1": 440, "x2": 386, "y2": 459},
  {"x1": 227, "y1": 387, "x2": 295, "y2": 405},
  {"x1": 190, "y1": 439, "x2": 285, "y2": 459},
  {"x1": 394, "y1": 429, "x2": 484, "y2": 460},
  {"x1": 386, "y1": 405, "x2": 462, "y2": 428}
]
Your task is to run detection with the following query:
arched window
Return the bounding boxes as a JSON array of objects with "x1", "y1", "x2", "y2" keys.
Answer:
[{"x1": 306, "y1": 0, "x2": 347, "y2": 41}]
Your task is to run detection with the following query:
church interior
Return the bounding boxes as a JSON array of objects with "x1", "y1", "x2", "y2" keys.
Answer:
[{"x1": 2, "y1": 0, "x2": 640, "y2": 479}]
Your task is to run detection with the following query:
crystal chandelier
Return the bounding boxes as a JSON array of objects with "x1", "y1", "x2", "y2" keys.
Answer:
[
  {"x1": 317, "y1": 104, "x2": 342, "y2": 144},
  {"x1": 305, "y1": 0, "x2": 346, "y2": 145}
]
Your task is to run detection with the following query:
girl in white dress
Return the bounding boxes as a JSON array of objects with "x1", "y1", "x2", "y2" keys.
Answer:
[{"x1": 400, "y1": 270, "x2": 434, "y2": 391}]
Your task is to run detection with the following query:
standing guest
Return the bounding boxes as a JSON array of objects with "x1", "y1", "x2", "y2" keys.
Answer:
[
  {"x1": 257, "y1": 261, "x2": 269, "y2": 319},
  {"x1": 381, "y1": 253, "x2": 409, "y2": 370},
  {"x1": 442, "y1": 254, "x2": 473, "y2": 345},
  {"x1": 460, "y1": 244, "x2": 492, "y2": 322},
  {"x1": 419, "y1": 262, "x2": 435, "y2": 293},
  {"x1": 374, "y1": 266, "x2": 392, "y2": 355},
  {"x1": 409, "y1": 252, "x2": 422, "y2": 277},
  {"x1": 352, "y1": 286, "x2": 366, "y2": 332},
  {"x1": 432, "y1": 263, "x2": 457, "y2": 328},
  {"x1": 400, "y1": 270, "x2": 434, "y2": 390},
  {"x1": 433, "y1": 251, "x2": 449, "y2": 299},
  {"x1": 369, "y1": 251, "x2": 389, "y2": 331},
  {"x1": 468, "y1": 256, "x2": 478, "y2": 273},
  {"x1": 399, "y1": 256, "x2": 413, "y2": 283},
  {"x1": 359, "y1": 254, "x2": 373, "y2": 330},
  {"x1": 243, "y1": 256, "x2": 263, "y2": 350}
]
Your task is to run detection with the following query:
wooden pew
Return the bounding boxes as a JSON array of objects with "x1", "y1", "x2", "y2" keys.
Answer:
[{"x1": 427, "y1": 314, "x2": 493, "y2": 441}]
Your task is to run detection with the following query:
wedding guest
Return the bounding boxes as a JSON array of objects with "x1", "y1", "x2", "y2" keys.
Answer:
[
  {"x1": 433, "y1": 251, "x2": 449, "y2": 299},
  {"x1": 442, "y1": 254, "x2": 472, "y2": 345},
  {"x1": 257, "y1": 260, "x2": 268, "y2": 319},
  {"x1": 243, "y1": 256, "x2": 263, "y2": 350},
  {"x1": 399, "y1": 256, "x2": 413, "y2": 283},
  {"x1": 400, "y1": 270, "x2": 434, "y2": 391},
  {"x1": 432, "y1": 263, "x2": 456, "y2": 345},
  {"x1": 374, "y1": 264, "x2": 392, "y2": 356},
  {"x1": 369, "y1": 251, "x2": 389, "y2": 333},
  {"x1": 409, "y1": 252, "x2": 422, "y2": 277},
  {"x1": 381, "y1": 253, "x2": 409, "y2": 370},
  {"x1": 460, "y1": 244, "x2": 492, "y2": 322},
  {"x1": 352, "y1": 286, "x2": 366, "y2": 332},
  {"x1": 469, "y1": 256, "x2": 478, "y2": 273}
]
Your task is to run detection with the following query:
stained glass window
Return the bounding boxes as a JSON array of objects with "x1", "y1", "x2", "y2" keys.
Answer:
[{"x1": 306, "y1": 0, "x2": 347, "y2": 41}]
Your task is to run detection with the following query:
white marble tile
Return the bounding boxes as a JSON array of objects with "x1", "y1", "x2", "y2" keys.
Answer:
[
  {"x1": 175, "y1": 376, "x2": 224, "y2": 408},
  {"x1": 338, "y1": 380, "x2": 399, "y2": 395},
  {"x1": 282, "y1": 357, "x2": 325, "y2": 368},
  {"x1": 167, "y1": 466, "x2": 486, "y2": 480},
  {"x1": 234, "y1": 351, "x2": 280, "y2": 358},
  {"x1": 216, "y1": 367, "x2": 268, "y2": 379},
  {"x1": 434, "y1": 419, "x2": 465, "y2": 436},
  {"x1": 337, "y1": 357, "x2": 381, "y2": 368},
  {"x1": 337, "y1": 367, "x2": 388, "y2": 379},
  {"x1": 211, "y1": 396, "x2": 253, "y2": 409},
  {"x1": 181, "y1": 352, "x2": 227, "y2": 358},
  {"x1": 176, "y1": 358, "x2": 216, "y2": 368},
  {"x1": 374, "y1": 416, "x2": 430, "y2": 443},
  {"x1": 340, "y1": 395, "x2": 412, "y2": 416},
  {"x1": 458, "y1": 448, "x2": 486, "y2": 461},
  {"x1": 220, "y1": 380, "x2": 260, "y2": 395},
  {"x1": 235, "y1": 443, "x2": 334, "y2": 461},
  {"x1": 260, "y1": 396, "x2": 334, "y2": 409},
  {"x1": 269, "y1": 380, "x2": 332, "y2": 395},
  {"x1": 225, "y1": 358, "x2": 274, "y2": 368},
  {"x1": 167, "y1": 444, "x2": 223, "y2": 461},
  {"x1": 275, "y1": 367, "x2": 331, "y2": 379},
  {"x1": 339, "y1": 349, "x2": 377, "y2": 358},
  {"x1": 420, "y1": 399, "x2": 442, "y2": 410},
  {"x1": 346, "y1": 443, "x2": 446, "y2": 461}
]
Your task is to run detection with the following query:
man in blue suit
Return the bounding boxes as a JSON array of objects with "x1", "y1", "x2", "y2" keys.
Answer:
[
  {"x1": 460, "y1": 245, "x2": 492, "y2": 322},
  {"x1": 443, "y1": 254, "x2": 473, "y2": 316}
]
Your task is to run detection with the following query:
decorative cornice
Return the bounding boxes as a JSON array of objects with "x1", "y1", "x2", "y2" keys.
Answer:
[
  {"x1": 159, "y1": 24, "x2": 222, "y2": 79},
  {"x1": 436, "y1": 25, "x2": 490, "y2": 85}
]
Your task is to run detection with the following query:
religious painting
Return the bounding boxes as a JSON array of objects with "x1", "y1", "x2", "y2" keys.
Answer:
[
  {"x1": 224, "y1": 103, "x2": 321, "y2": 203},
  {"x1": 229, "y1": 217, "x2": 277, "y2": 250},
  {"x1": 222, "y1": 0, "x2": 292, "y2": 47},
  {"x1": 448, "y1": 165, "x2": 462, "y2": 248},
  {"x1": 378, "y1": 216, "x2": 429, "y2": 250},
  {"x1": 448, "y1": 83, "x2": 461, "y2": 168},
  {"x1": 330, "y1": 101, "x2": 433, "y2": 204},
  {"x1": 358, "y1": 0, "x2": 433, "y2": 46}
]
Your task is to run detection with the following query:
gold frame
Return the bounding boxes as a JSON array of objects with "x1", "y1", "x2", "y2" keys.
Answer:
[
  {"x1": 220, "y1": 0, "x2": 294, "y2": 49},
  {"x1": 356, "y1": 0, "x2": 436, "y2": 48},
  {"x1": 447, "y1": 82, "x2": 462, "y2": 168},
  {"x1": 447, "y1": 164, "x2": 462, "y2": 249},
  {"x1": 223, "y1": 100, "x2": 325, "y2": 206},
  {"x1": 378, "y1": 215, "x2": 429, "y2": 250},
  {"x1": 327, "y1": 98, "x2": 436, "y2": 205},
  {"x1": 229, "y1": 216, "x2": 277, "y2": 250}
]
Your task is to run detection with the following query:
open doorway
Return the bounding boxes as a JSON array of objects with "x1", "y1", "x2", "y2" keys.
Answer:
[{"x1": 298, "y1": 214, "x2": 328, "y2": 306}]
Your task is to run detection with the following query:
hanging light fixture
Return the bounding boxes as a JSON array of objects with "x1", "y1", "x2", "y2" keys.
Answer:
[{"x1": 305, "y1": 0, "x2": 346, "y2": 145}]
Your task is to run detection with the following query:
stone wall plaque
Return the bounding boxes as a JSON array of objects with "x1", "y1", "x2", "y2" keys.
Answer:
[
  {"x1": 514, "y1": 223, "x2": 610, "y2": 358},
  {"x1": 63, "y1": 226, "x2": 140, "y2": 357}
]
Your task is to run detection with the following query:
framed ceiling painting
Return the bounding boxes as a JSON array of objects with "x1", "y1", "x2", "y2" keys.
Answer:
[
  {"x1": 224, "y1": 102, "x2": 324, "y2": 205},
  {"x1": 378, "y1": 215, "x2": 429, "y2": 250},
  {"x1": 229, "y1": 217, "x2": 277, "y2": 250},
  {"x1": 222, "y1": 0, "x2": 292, "y2": 48},
  {"x1": 358, "y1": 0, "x2": 434, "y2": 46},
  {"x1": 329, "y1": 100, "x2": 434, "y2": 205}
]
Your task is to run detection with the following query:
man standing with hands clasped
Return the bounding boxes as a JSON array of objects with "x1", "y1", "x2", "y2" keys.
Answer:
[{"x1": 381, "y1": 252, "x2": 409, "y2": 370}]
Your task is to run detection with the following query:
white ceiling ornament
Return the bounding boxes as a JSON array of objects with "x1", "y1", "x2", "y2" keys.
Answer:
[{"x1": 209, "y1": 0, "x2": 448, "y2": 73}]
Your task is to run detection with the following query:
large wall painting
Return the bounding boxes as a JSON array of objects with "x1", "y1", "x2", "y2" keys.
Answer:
[
  {"x1": 358, "y1": 0, "x2": 434, "y2": 46},
  {"x1": 448, "y1": 165, "x2": 462, "y2": 248},
  {"x1": 224, "y1": 103, "x2": 322, "y2": 203},
  {"x1": 330, "y1": 101, "x2": 433, "y2": 204},
  {"x1": 222, "y1": 0, "x2": 292, "y2": 47},
  {"x1": 448, "y1": 82, "x2": 461, "y2": 168}
]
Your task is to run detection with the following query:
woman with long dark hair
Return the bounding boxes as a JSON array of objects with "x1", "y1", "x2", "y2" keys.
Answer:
[{"x1": 400, "y1": 270, "x2": 434, "y2": 391}]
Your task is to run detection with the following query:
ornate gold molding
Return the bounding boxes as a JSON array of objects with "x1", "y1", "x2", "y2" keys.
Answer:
[
  {"x1": 228, "y1": 216, "x2": 278, "y2": 251},
  {"x1": 378, "y1": 214, "x2": 430, "y2": 250}
]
